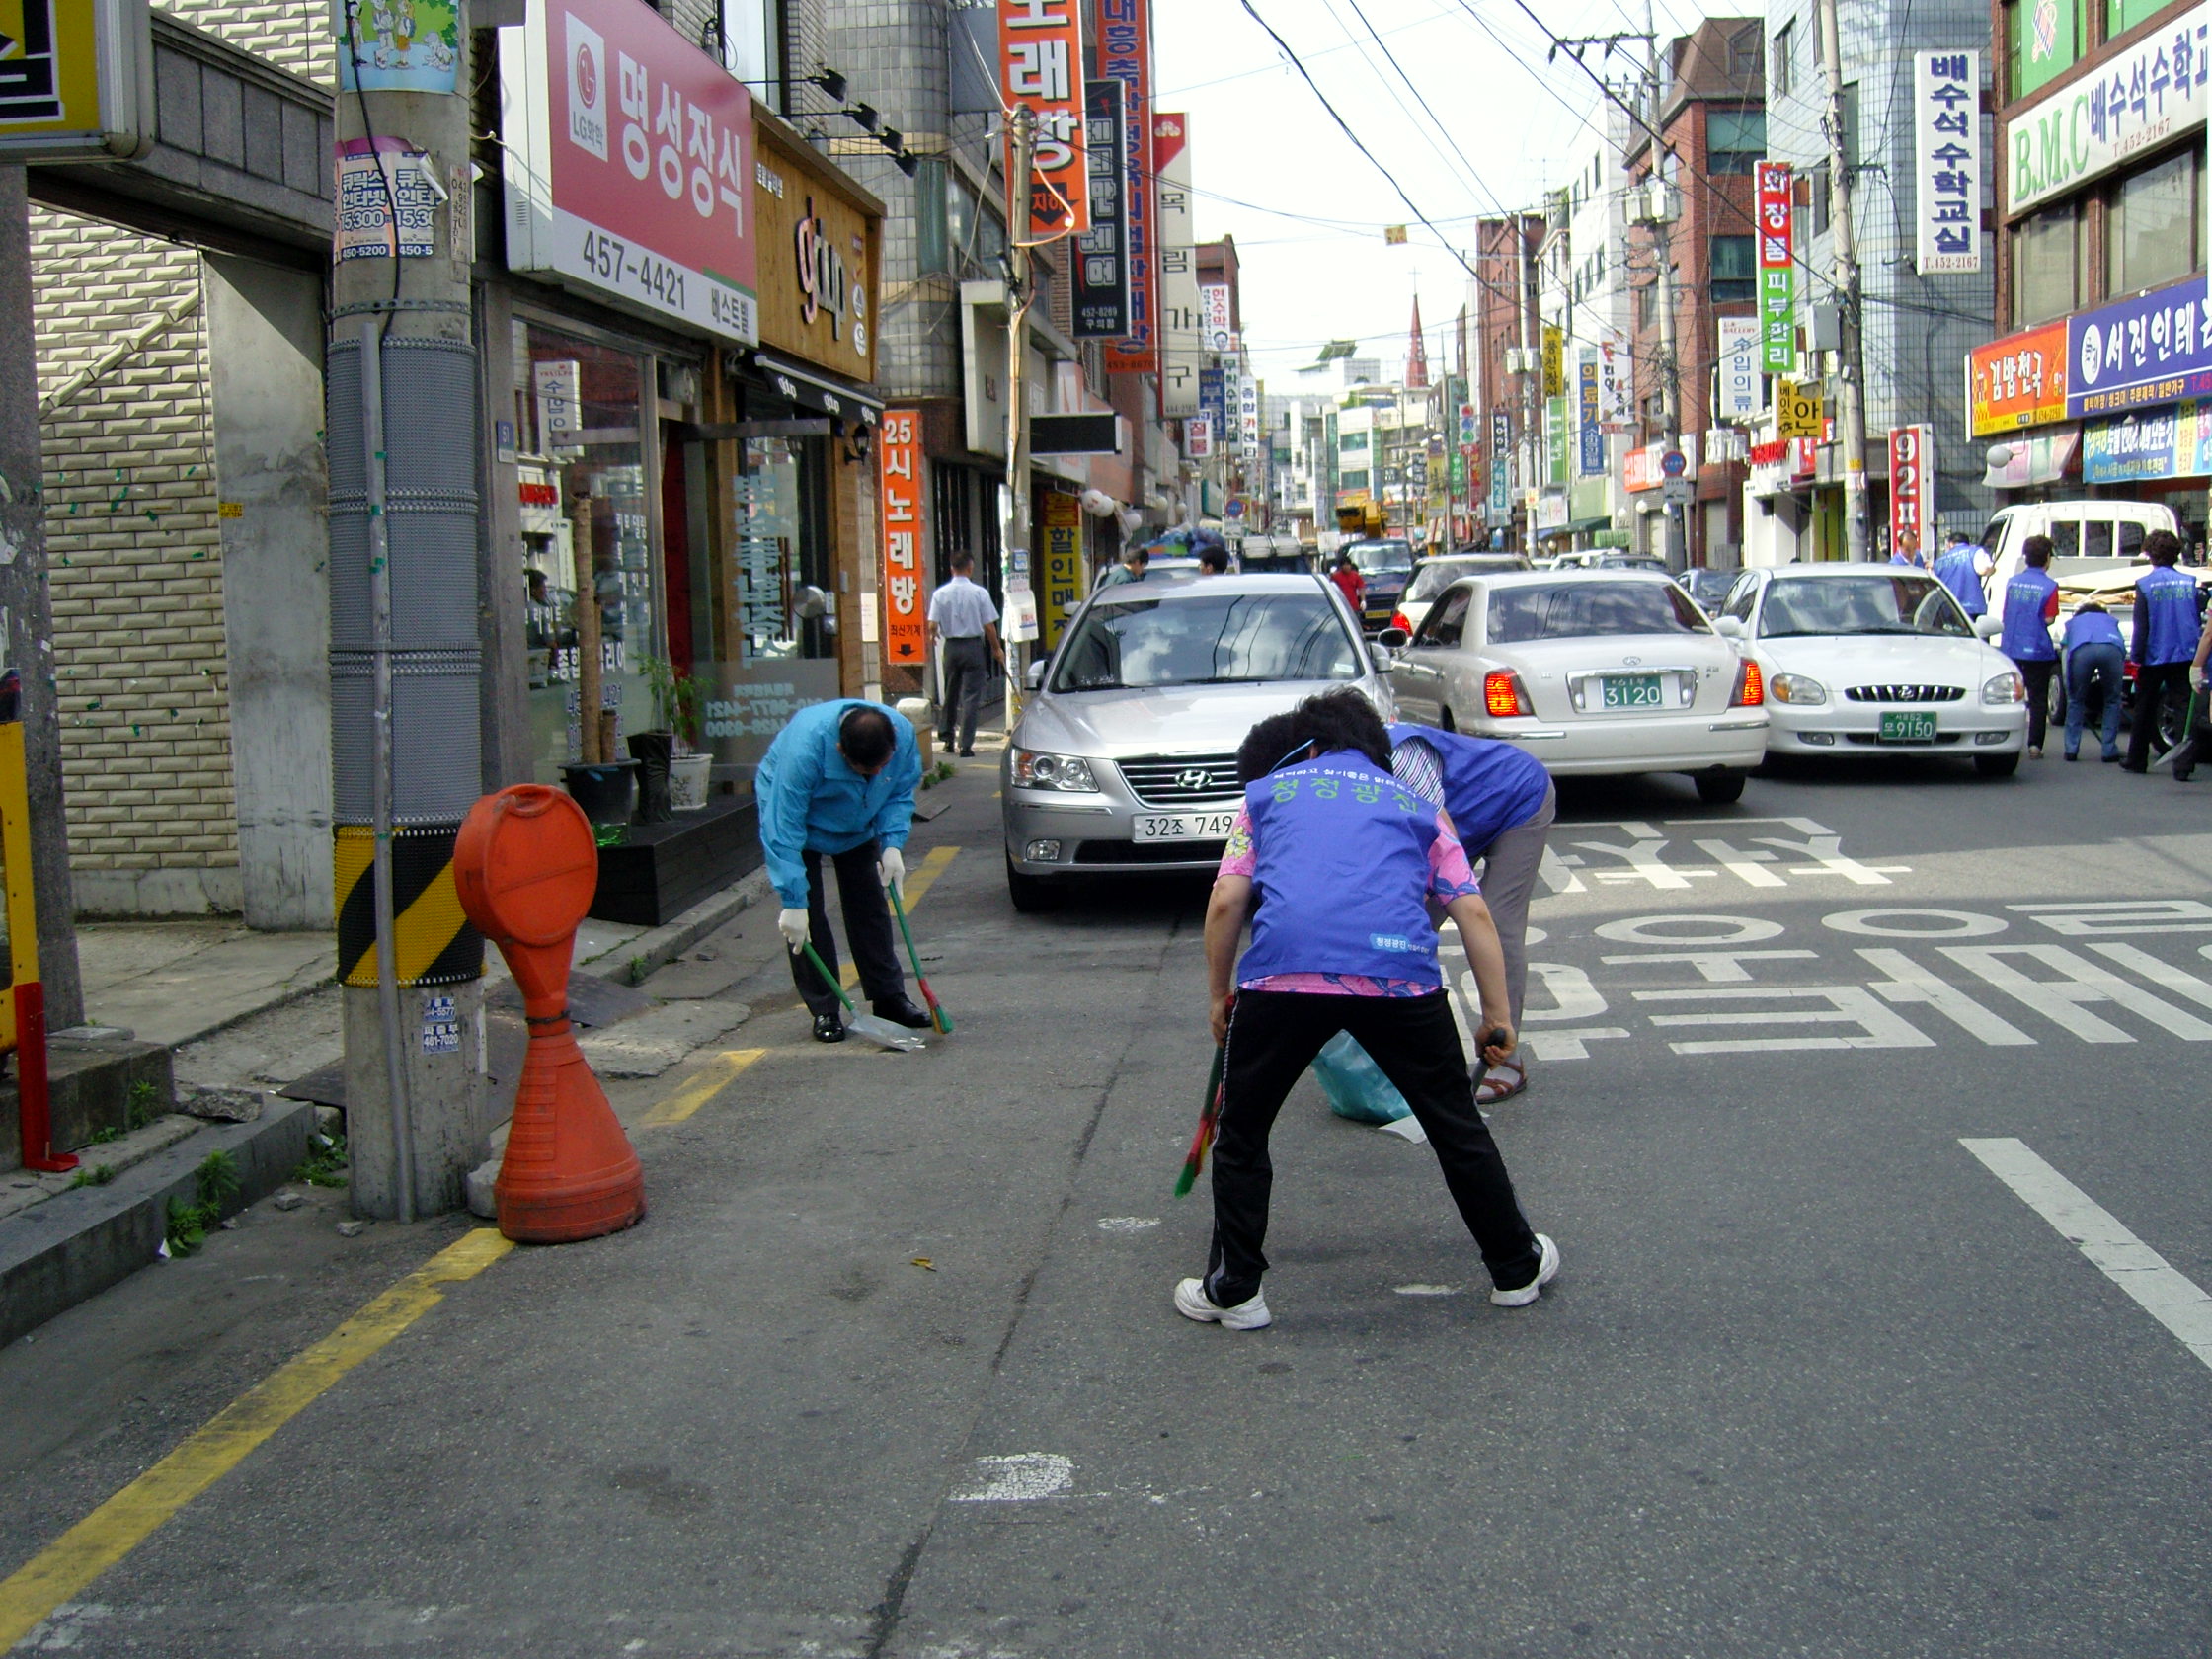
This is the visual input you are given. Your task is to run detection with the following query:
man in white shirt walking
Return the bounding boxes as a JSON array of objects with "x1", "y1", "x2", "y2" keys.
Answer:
[{"x1": 925, "y1": 550, "x2": 1003, "y2": 756}]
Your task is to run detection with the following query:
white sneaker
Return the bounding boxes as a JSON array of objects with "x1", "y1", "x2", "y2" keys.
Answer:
[
  {"x1": 1173, "y1": 1276, "x2": 1272, "y2": 1329},
  {"x1": 1489, "y1": 1233, "x2": 1560, "y2": 1307}
]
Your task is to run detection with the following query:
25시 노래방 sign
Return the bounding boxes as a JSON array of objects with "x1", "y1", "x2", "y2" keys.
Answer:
[{"x1": 501, "y1": 0, "x2": 758, "y2": 344}]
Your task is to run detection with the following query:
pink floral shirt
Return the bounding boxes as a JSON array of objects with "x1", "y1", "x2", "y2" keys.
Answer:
[{"x1": 1216, "y1": 805, "x2": 1480, "y2": 996}]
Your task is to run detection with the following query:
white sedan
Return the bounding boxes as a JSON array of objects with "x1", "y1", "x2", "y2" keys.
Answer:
[
  {"x1": 1708, "y1": 564, "x2": 2028, "y2": 776},
  {"x1": 1382, "y1": 569, "x2": 1769, "y2": 803}
]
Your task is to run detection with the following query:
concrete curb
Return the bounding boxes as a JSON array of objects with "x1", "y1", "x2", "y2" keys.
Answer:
[
  {"x1": 0, "y1": 1098, "x2": 317, "y2": 1351},
  {"x1": 576, "y1": 868, "x2": 772, "y2": 987}
]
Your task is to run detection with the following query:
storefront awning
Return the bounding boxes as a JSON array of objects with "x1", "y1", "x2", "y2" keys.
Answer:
[{"x1": 729, "y1": 349, "x2": 885, "y2": 424}]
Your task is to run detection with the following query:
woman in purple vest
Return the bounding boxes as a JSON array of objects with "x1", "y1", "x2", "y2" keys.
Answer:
[{"x1": 1177, "y1": 689, "x2": 1557, "y2": 1331}]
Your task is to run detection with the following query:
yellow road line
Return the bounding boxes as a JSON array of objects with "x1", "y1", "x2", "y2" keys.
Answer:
[
  {"x1": 841, "y1": 845, "x2": 960, "y2": 988},
  {"x1": 0, "y1": 1227, "x2": 513, "y2": 1648},
  {"x1": 640, "y1": 1048, "x2": 766, "y2": 1126}
]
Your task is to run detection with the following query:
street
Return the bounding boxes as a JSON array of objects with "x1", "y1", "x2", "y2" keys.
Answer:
[{"x1": 4, "y1": 750, "x2": 2210, "y2": 1657}]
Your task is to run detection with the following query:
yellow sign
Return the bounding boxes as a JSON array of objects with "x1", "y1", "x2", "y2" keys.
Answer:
[
  {"x1": 1540, "y1": 325, "x2": 1564, "y2": 397},
  {"x1": 1039, "y1": 489, "x2": 1083, "y2": 650},
  {"x1": 1776, "y1": 383, "x2": 1826, "y2": 440},
  {"x1": 0, "y1": 0, "x2": 152, "y2": 160}
]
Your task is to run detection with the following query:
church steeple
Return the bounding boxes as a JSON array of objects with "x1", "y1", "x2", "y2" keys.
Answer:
[{"x1": 1405, "y1": 295, "x2": 1430, "y2": 390}]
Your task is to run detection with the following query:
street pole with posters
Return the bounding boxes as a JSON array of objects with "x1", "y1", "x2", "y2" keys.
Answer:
[
  {"x1": 328, "y1": 0, "x2": 487, "y2": 1219},
  {"x1": 1817, "y1": 0, "x2": 1872, "y2": 561}
]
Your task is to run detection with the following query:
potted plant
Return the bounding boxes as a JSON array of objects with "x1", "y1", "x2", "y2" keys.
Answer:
[{"x1": 643, "y1": 657, "x2": 712, "y2": 813}]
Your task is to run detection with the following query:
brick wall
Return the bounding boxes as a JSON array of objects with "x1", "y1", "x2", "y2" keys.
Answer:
[
  {"x1": 161, "y1": 0, "x2": 331, "y2": 85},
  {"x1": 34, "y1": 209, "x2": 240, "y2": 909}
]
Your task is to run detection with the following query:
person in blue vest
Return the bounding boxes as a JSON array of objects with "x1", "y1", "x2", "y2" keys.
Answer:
[
  {"x1": 1386, "y1": 721, "x2": 1553, "y2": 1105},
  {"x1": 756, "y1": 699, "x2": 932, "y2": 1043},
  {"x1": 2123, "y1": 529, "x2": 2205, "y2": 773},
  {"x1": 1179, "y1": 688, "x2": 1555, "y2": 1331},
  {"x1": 1932, "y1": 528, "x2": 1991, "y2": 619},
  {"x1": 2060, "y1": 601, "x2": 2127, "y2": 763},
  {"x1": 1999, "y1": 534, "x2": 2062, "y2": 759}
]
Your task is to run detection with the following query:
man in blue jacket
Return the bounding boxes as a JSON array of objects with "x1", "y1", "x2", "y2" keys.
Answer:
[
  {"x1": 1932, "y1": 529, "x2": 1991, "y2": 619},
  {"x1": 756, "y1": 700, "x2": 931, "y2": 1043},
  {"x1": 2123, "y1": 530, "x2": 2205, "y2": 774},
  {"x1": 1999, "y1": 534, "x2": 2062, "y2": 759},
  {"x1": 2060, "y1": 602, "x2": 2126, "y2": 763}
]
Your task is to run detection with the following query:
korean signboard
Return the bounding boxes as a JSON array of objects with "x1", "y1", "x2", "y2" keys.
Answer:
[
  {"x1": 1153, "y1": 111, "x2": 1200, "y2": 415},
  {"x1": 0, "y1": 0, "x2": 151, "y2": 159},
  {"x1": 1238, "y1": 372, "x2": 1260, "y2": 459},
  {"x1": 1913, "y1": 52, "x2": 1980, "y2": 274},
  {"x1": 1201, "y1": 283, "x2": 1232, "y2": 354},
  {"x1": 502, "y1": 0, "x2": 758, "y2": 342},
  {"x1": 1756, "y1": 161, "x2": 1796, "y2": 375},
  {"x1": 1716, "y1": 315, "x2": 1763, "y2": 419},
  {"x1": 996, "y1": 0, "x2": 1086, "y2": 238},
  {"x1": 1039, "y1": 487, "x2": 1083, "y2": 648},
  {"x1": 1540, "y1": 325, "x2": 1564, "y2": 397},
  {"x1": 1098, "y1": 0, "x2": 1155, "y2": 373},
  {"x1": 1967, "y1": 321, "x2": 2068, "y2": 435},
  {"x1": 750, "y1": 132, "x2": 877, "y2": 378},
  {"x1": 878, "y1": 409, "x2": 927, "y2": 670},
  {"x1": 1776, "y1": 381, "x2": 1825, "y2": 440},
  {"x1": 2066, "y1": 276, "x2": 2212, "y2": 418},
  {"x1": 2083, "y1": 399, "x2": 2212, "y2": 481},
  {"x1": 1488, "y1": 410, "x2": 1511, "y2": 515},
  {"x1": 2008, "y1": 4, "x2": 2210, "y2": 215},
  {"x1": 1887, "y1": 425, "x2": 1933, "y2": 560},
  {"x1": 1071, "y1": 77, "x2": 1128, "y2": 336},
  {"x1": 1576, "y1": 355, "x2": 1604, "y2": 476},
  {"x1": 1199, "y1": 366, "x2": 1225, "y2": 438},
  {"x1": 1597, "y1": 329, "x2": 1631, "y2": 426},
  {"x1": 1184, "y1": 414, "x2": 1213, "y2": 457}
]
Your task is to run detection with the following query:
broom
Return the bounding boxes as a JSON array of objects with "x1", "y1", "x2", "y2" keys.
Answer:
[
  {"x1": 1173, "y1": 1044, "x2": 1226, "y2": 1198},
  {"x1": 799, "y1": 942, "x2": 925, "y2": 1052},
  {"x1": 888, "y1": 883, "x2": 953, "y2": 1034}
]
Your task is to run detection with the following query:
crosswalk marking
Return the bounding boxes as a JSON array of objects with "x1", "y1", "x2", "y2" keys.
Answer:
[
  {"x1": 1941, "y1": 944, "x2": 2212, "y2": 1044},
  {"x1": 1858, "y1": 948, "x2": 2035, "y2": 1046}
]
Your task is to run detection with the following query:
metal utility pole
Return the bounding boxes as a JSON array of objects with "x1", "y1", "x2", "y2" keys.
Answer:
[
  {"x1": 0, "y1": 168, "x2": 85, "y2": 1029},
  {"x1": 1517, "y1": 225, "x2": 1538, "y2": 556},
  {"x1": 329, "y1": 8, "x2": 487, "y2": 1219},
  {"x1": 1002, "y1": 105, "x2": 1036, "y2": 724},
  {"x1": 1817, "y1": 0, "x2": 1871, "y2": 560}
]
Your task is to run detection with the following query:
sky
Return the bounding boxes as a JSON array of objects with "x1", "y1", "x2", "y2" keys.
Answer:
[{"x1": 1149, "y1": 0, "x2": 1749, "y2": 390}]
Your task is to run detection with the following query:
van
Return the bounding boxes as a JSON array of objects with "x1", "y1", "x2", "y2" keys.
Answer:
[{"x1": 1980, "y1": 499, "x2": 2179, "y2": 592}]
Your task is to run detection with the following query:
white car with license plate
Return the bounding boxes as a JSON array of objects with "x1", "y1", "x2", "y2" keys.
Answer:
[
  {"x1": 1383, "y1": 570, "x2": 1768, "y2": 803},
  {"x1": 1001, "y1": 573, "x2": 1393, "y2": 909},
  {"x1": 1708, "y1": 564, "x2": 2028, "y2": 775}
]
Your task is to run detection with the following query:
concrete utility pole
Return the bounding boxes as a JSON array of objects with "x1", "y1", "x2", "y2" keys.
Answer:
[
  {"x1": 330, "y1": 8, "x2": 488, "y2": 1219},
  {"x1": 1002, "y1": 106, "x2": 1036, "y2": 720},
  {"x1": 1642, "y1": 6, "x2": 1685, "y2": 571},
  {"x1": 1817, "y1": 0, "x2": 1871, "y2": 561},
  {"x1": 0, "y1": 169, "x2": 85, "y2": 1029},
  {"x1": 1517, "y1": 225, "x2": 1537, "y2": 556}
]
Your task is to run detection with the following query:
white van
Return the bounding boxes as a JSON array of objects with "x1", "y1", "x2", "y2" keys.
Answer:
[{"x1": 1980, "y1": 499, "x2": 2180, "y2": 592}]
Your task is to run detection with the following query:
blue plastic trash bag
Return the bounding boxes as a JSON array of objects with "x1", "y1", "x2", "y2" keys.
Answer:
[{"x1": 1308, "y1": 1031, "x2": 1411, "y2": 1125}]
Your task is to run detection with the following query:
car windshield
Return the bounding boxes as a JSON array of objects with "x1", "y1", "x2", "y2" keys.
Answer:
[
  {"x1": 1486, "y1": 581, "x2": 1708, "y2": 644},
  {"x1": 1405, "y1": 560, "x2": 1481, "y2": 601},
  {"x1": 1050, "y1": 592, "x2": 1361, "y2": 691},
  {"x1": 1759, "y1": 574, "x2": 1972, "y2": 639},
  {"x1": 1344, "y1": 538, "x2": 1414, "y2": 574}
]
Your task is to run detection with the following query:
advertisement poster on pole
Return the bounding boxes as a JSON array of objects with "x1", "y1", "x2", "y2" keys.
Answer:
[
  {"x1": 1153, "y1": 112, "x2": 1200, "y2": 415},
  {"x1": 996, "y1": 0, "x2": 1087, "y2": 238},
  {"x1": 1097, "y1": 0, "x2": 1155, "y2": 373},
  {"x1": 337, "y1": 0, "x2": 460, "y2": 93},
  {"x1": 1756, "y1": 161, "x2": 1795, "y2": 375},
  {"x1": 878, "y1": 409, "x2": 927, "y2": 671},
  {"x1": 1912, "y1": 51, "x2": 1980, "y2": 274},
  {"x1": 1887, "y1": 425, "x2": 1933, "y2": 558}
]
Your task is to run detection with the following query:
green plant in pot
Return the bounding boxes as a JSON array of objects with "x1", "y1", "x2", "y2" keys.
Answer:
[{"x1": 641, "y1": 657, "x2": 712, "y2": 814}]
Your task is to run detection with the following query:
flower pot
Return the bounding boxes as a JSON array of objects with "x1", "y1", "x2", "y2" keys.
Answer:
[
  {"x1": 626, "y1": 731, "x2": 675, "y2": 823},
  {"x1": 560, "y1": 760, "x2": 641, "y2": 827},
  {"x1": 669, "y1": 751, "x2": 712, "y2": 811}
]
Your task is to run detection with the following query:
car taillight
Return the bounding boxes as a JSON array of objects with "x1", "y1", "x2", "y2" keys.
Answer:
[
  {"x1": 1483, "y1": 670, "x2": 1533, "y2": 718},
  {"x1": 1731, "y1": 659, "x2": 1765, "y2": 706},
  {"x1": 1389, "y1": 611, "x2": 1412, "y2": 633}
]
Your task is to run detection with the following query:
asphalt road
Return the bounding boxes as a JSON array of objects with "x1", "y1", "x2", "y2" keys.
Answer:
[{"x1": 4, "y1": 743, "x2": 2211, "y2": 1657}]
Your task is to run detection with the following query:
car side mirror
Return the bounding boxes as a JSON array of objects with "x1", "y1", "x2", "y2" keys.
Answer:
[
  {"x1": 1973, "y1": 615, "x2": 2003, "y2": 642},
  {"x1": 1710, "y1": 615, "x2": 1745, "y2": 639},
  {"x1": 1377, "y1": 626, "x2": 1409, "y2": 649},
  {"x1": 1025, "y1": 660, "x2": 1046, "y2": 690},
  {"x1": 1369, "y1": 643, "x2": 1397, "y2": 673}
]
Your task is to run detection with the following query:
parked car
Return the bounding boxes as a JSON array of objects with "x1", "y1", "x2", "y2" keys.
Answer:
[
  {"x1": 1392, "y1": 552, "x2": 1532, "y2": 635},
  {"x1": 1980, "y1": 499, "x2": 2180, "y2": 595},
  {"x1": 1001, "y1": 573, "x2": 1393, "y2": 909},
  {"x1": 1382, "y1": 570, "x2": 1768, "y2": 803},
  {"x1": 1551, "y1": 549, "x2": 1671, "y2": 575},
  {"x1": 1338, "y1": 535, "x2": 1416, "y2": 632},
  {"x1": 1709, "y1": 563, "x2": 2028, "y2": 776},
  {"x1": 1677, "y1": 567, "x2": 1741, "y2": 613}
]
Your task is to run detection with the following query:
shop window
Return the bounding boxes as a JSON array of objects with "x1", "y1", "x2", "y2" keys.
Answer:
[
  {"x1": 2108, "y1": 146, "x2": 2201, "y2": 296},
  {"x1": 2008, "y1": 0, "x2": 2082, "y2": 100},
  {"x1": 1710, "y1": 235, "x2": 1756, "y2": 303},
  {"x1": 515, "y1": 322, "x2": 666, "y2": 783},
  {"x1": 1707, "y1": 110, "x2": 1766, "y2": 176},
  {"x1": 1771, "y1": 20, "x2": 1793, "y2": 97},
  {"x1": 2108, "y1": 0, "x2": 2167, "y2": 36},
  {"x1": 2013, "y1": 200, "x2": 2083, "y2": 326}
]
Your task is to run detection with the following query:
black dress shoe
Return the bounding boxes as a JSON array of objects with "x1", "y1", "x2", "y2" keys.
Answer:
[
  {"x1": 959, "y1": 748, "x2": 977, "y2": 757},
  {"x1": 871, "y1": 995, "x2": 933, "y2": 1029},
  {"x1": 812, "y1": 1011, "x2": 847, "y2": 1043}
]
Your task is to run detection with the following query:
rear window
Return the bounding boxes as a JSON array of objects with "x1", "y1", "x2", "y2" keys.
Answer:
[
  {"x1": 1485, "y1": 581, "x2": 1708, "y2": 644},
  {"x1": 1344, "y1": 538, "x2": 1414, "y2": 573},
  {"x1": 1405, "y1": 560, "x2": 1479, "y2": 601}
]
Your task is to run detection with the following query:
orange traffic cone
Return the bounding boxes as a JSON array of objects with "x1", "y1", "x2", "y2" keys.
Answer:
[{"x1": 453, "y1": 784, "x2": 644, "y2": 1244}]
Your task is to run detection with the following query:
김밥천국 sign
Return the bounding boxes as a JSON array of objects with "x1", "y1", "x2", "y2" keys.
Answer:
[
  {"x1": 502, "y1": 0, "x2": 758, "y2": 343},
  {"x1": 1967, "y1": 321, "x2": 2068, "y2": 436}
]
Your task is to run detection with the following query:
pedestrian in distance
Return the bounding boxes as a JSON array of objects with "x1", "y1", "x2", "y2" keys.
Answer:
[
  {"x1": 756, "y1": 700, "x2": 934, "y2": 1044},
  {"x1": 1999, "y1": 533, "x2": 2062, "y2": 760},
  {"x1": 1097, "y1": 545, "x2": 1149, "y2": 590},
  {"x1": 1932, "y1": 528, "x2": 1992, "y2": 619},
  {"x1": 1386, "y1": 720, "x2": 1553, "y2": 1105},
  {"x1": 1177, "y1": 687, "x2": 1557, "y2": 1331},
  {"x1": 925, "y1": 550, "x2": 1002, "y2": 759},
  {"x1": 1329, "y1": 550, "x2": 1365, "y2": 614},
  {"x1": 2123, "y1": 529, "x2": 2203, "y2": 774},
  {"x1": 1196, "y1": 532, "x2": 1231, "y2": 576},
  {"x1": 2060, "y1": 602, "x2": 2127, "y2": 763}
]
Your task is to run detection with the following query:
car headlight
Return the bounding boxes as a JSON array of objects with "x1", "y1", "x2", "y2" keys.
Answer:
[
  {"x1": 1769, "y1": 672, "x2": 1828, "y2": 705},
  {"x1": 1982, "y1": 671, "x2": 2026, "y2": 705},
  {"x1": 1010, "y1": 749, "x2": 1100, "y2": 791}
]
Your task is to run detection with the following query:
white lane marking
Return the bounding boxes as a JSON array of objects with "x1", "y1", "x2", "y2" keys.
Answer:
[
  {"x1": 1692, "y1": 837, "x2": 1788, "y2": 888},
  {"x1": 1096, "y1": 1217, "x2": 1159, "y2": 1233},
  {"x1": 1571, "y1": 827, "x2": 1710, "y2": 891},
  {"x1": 1942, "y1": 944, "x2": 2212, "y2": 1043},
  {"x1": 1522, "y1": 962, "x2": 1607, "y2": 1022},
  {"x1": 1519, "y1": 1027, "x2": 1630, "y2": 1061},
  {"x1": 1600, "y1": 948, "x2": 1818, "y2": 984},
  {"x1": 1538, "y1": 844, "x2": 1587, "y2": 895},
  {"x1": 1824, "y1": 908, "x2": 2009, "y2": 938},
  {"x1": 1637, "y1": 986, "x2": 1934, "y2": 1054},
  {"x1": 2012, "y1": 900, "x2": 2212, "y2": 937},
  {"x1": 1593, "y1": 913, "x2": 1784, "y2": 947},
  {"x1": 1961, "y1": 1138, "x2": 2212, "y2": 1374},
  {"x1": 1393, "y1": 1283, "x2": 1463, "y2": 1297},
  {"x1": 1378, "y1": 1114, "x2": 1429, "y2": 1144},
  {"x1": 950, "y1": 1454, "x2": 1074, "y2": 1502},
  {"x1": 2090, "y1": 942, "x2": 2212, "y2": 1013},
  {"x1": 1858, "y1": 949, "x2": 2036, "y2": 1046}
]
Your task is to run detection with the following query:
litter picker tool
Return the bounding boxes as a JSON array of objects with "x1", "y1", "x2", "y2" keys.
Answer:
[
  {"x1": 800, "y1": 942, "x2": 925, "y2": 1052},
  {"x1": 888, "y1": 883, "x2": 953, "y2": 1034},
  {"x1": 1173, "y1": 1044, "x2": 1226, "y2": 1198}
]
